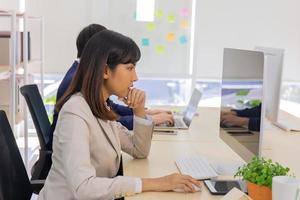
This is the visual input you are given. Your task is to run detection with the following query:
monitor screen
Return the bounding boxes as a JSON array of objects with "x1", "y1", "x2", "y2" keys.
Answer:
[{"x1": 219, "y1": 48, "x2": 264, "y2": 162}]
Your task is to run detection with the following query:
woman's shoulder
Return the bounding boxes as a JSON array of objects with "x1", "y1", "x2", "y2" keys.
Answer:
[{"x1": 60, "y1": 93, "x2": 93, "y2": 118}]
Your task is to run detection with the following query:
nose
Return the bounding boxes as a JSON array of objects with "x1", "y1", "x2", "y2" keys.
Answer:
[{"x1": 132, "y1": 69, "x2": 138, "y2": 82}]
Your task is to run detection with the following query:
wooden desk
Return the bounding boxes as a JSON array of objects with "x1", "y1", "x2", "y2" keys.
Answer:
[
  {"x1": 262, "y1": 118, "x2": 300, "y2": 177},
  {"x1": 124, "y1": 107, "x2": 300, "y2": 199},
  {"x1": 152, "y1": 107, "x2": 220, "y2": 142},
  {"x1": 124, "y1": 140, "x2": 244, "y2": 200}
]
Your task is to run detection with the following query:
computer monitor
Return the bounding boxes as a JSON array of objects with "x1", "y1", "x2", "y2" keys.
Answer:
[
  {"x1": 254, "y1": 46, "x2": 284, "y2": 123},
  {"x1": 219, "y1": 48, "x2": 265, "y2": 162},
  {"x1": 254, "y1": 47, "x2": 300, "y2": 131}
]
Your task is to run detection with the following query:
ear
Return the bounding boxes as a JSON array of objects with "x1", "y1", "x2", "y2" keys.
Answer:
[{"x1": 103, "y1": 64, "x2": 110, "y2": 79}]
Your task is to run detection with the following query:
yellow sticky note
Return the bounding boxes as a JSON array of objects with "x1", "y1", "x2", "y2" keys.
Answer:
[
  {"x1": 146, "y1": 23, "x2": 156, "y2": 32},
  {"x1": 166, "y1": 32, "x2": 175, "y2": 42},
  {"x1": 167, "y1": 14, "x2": 176, "y2": 23},
  {"x1": 180, "y1": 20, "x2": 188, "y2": 29},
  {"x1": 155, "y1": 9, "x2": 164, "y2": 19},
  {"x1": 155, "y1": 45, "x2": 166, "y2": 54}
]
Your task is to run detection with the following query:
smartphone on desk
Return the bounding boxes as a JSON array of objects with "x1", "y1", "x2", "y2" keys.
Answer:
[{"x1": 204, "y1": 179, "x2": 247, "y2": 195}]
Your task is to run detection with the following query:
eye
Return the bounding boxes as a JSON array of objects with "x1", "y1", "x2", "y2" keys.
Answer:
[{"x1": 127, "y1": 65, "x2": 135, "y2": 71}]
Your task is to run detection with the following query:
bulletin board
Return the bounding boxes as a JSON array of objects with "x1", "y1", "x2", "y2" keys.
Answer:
[{"x1": 101, "y1": 0, "x2": 193, "y2": 76}]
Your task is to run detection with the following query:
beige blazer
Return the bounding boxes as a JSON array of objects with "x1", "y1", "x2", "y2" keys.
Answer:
[{"x1": 38, "y1": 93, "x2": 154, "y2": 200}]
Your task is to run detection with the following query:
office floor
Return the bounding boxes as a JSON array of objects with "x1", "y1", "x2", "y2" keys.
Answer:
[{"x1": 16, "y1": 73, "x2": 300, "y2": 175}]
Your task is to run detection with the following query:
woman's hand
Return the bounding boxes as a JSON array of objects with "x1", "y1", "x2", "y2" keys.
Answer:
[
  {"x1": 145, "y1": 109, "x2": 172, "y2": 115},
  {"x1": 221, "y1": 110, "x2": 237, "y2": 117},
  {"x1": 151, "y1": 113, "x2": 174, "y2": 125},
  {"x1": 119, "y1": 88, "x2": 146, "y2": 118},
  {"x1": 221, "y1": 114, "x2": 249, "y2": 127},
  {"x1": 142, "y1": 173, "x2": 201, "y2": 193}
]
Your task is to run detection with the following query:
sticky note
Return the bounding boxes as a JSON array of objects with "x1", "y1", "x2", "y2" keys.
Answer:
[
  {"x1": 179, "y1": 35, "x2": 188, "y2": 44},
  {"x1": 180, "y1": 8, "x2": 189, "y2": 17},
  {"x1": 146, "y1": 22, "x2": 156, "y2": 31},
  {"x1": 155, "y1": 45, "x2": 166, "y2": 54},
  {"x1": 141, "y1": 38, "x2": 150, "y2": 46},
  {"x1": 155, "y1": 9, "x2": 164, "y2": 19},
  {"x1": 167, "y1": 14, "x2": 176, "y2": 23},
  {"x1": 180, "y1": 20, "x2": 188, "y2": 29},
  {"x1": 166, "y1": 32, "x2": 175, "y2": 42}
]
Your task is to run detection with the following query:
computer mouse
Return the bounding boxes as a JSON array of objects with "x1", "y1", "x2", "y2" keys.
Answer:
[{"x1": 173, "y1": 184, "x2": 201, "y2": 193}]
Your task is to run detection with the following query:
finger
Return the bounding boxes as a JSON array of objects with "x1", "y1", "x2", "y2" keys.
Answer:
[
  {"x1": 176, "y1": 184, "x2": 191, "y2": 193},
  {"x1": 182, "y1": 181, "x2": 194, "y2": 192},
  {"x1": 189, "y1": 178, "x2": 202, "y2": 187},
  {"x1": 130, "y1": 89, "x2": 139, "y2": 107},
  {"x1": 129, "y1": 89, "x2": 138, "y2": 108},
  {"x1": 127, "y1": 89, "x2": 133, "y2": 105},
  {"x1": 166, "y1": 115, "x2": 174, "y2": 125},
  {"x1": 134, "y1": 90, "x2": 143, "y2": 107},
  {"x1": 137, "y1": 91, "x2": 146, "y2": 108},
  {"x1": 177, "y1": 178, "x2": 194, "y2": 191},
  {"x1": 169, "y1": 114, "x2": 175, "y2": 124}
]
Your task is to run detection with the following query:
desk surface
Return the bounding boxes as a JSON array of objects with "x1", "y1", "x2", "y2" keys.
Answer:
[
  {"x1": 124, "y1": 140, "x2": 244, "y2": 200},
  {"x1": 124, "y1": 107, "x2": 300, "y2": 199},
  {"x1": 152, "y1": 107, "x2": 220, "y2": 142}
]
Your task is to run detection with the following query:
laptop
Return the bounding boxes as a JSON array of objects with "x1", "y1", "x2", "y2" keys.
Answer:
[{"x1": 154, "y1": 88, "x2": 202, "y2": 131}]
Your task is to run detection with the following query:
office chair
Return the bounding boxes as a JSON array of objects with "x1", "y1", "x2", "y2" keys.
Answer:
[
  {"x1": 20, "y1": 84, "x2": 52, "y2": 180},
  {"x1": 0, "y1": 110, "x2": 44, "y2": 199}
]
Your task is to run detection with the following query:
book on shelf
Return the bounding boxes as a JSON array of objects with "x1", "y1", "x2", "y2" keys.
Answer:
[{"x1": 0, "y1": 31, "x2": 31, "y2": 67}]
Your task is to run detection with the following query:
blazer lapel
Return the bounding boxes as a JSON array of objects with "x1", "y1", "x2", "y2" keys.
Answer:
[{"x1": 97, "y1": 119, "x2": 120, "y2": 158}]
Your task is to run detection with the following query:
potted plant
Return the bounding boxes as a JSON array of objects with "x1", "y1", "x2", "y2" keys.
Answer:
[{"x1": 234, "y1": 156, "x2": 290, "y2": 200}]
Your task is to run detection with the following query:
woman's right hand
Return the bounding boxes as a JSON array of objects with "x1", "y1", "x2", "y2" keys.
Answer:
[
  {"x1": 142, "y1": 173, "x2": 201, "y2": 193},
  {"x1": 119, "y1": 88, "x2": 146, "y2": 118}
]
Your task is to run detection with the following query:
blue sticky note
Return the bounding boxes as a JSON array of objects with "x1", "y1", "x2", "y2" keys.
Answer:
[
  {"x1": 179, "y1": 35, "x2": 187, "y2": 44},
  {"x1": 142, "y1": 38, "x2": 150, "y2": 46}
]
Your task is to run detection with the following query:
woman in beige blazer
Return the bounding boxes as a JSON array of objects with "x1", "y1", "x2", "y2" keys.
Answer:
[{"x1": 38, "y1": 30, "x2": 200, "y2": 200}]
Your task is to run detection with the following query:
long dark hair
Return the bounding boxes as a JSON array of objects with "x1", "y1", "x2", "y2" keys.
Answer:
[{"x1": 56, "y1": 30, "x2": 141, "y2": 120}]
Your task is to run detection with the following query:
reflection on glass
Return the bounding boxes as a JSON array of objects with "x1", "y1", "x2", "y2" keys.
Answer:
[
  {"x1": 220, "y1": 81, "x2": 262, "y2": 132},
  {"x1": 219, "y1": 48, "x2": 264, "y2": 162}
]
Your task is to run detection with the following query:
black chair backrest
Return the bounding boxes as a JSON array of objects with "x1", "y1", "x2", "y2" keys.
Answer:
[
  {"x1": 20, "y1": 84, "x2": 51, "y2": 150},
  {"x1": 0, "y1": 110, "x2": 33, "y2": 200}
]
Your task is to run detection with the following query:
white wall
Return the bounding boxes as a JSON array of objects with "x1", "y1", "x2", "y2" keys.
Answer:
[
  {"x1": 0, "y1": 0, "x2": 18, "y2": 11},
  {"x1": 0, "y1": 0, "x2": 19, "y2": 30},
  {"x1": 194, "y1": 0, "x2": 300, "y2": 81},
  {"x1": 25, "y1": 0, "x2": 100, "y2": 74},
  {"x1": 21, "y1": 0, "x2": 300, "y2": 82}
]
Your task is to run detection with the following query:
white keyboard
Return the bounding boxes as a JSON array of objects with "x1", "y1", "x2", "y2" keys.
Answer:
[{"x1": 175, "y1": 156, "x2": 218, "y2": 180}]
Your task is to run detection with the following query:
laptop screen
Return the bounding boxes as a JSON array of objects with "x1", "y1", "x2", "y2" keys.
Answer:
[{"x1": 183, "y1": 88, "x2": 202, "y2": 127}]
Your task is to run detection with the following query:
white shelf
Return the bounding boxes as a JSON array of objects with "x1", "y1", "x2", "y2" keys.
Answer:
[{"x1": 0, "y1": 8, "x2": 44, "y2": 170}]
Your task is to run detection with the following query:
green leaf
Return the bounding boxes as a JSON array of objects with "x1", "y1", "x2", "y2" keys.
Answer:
[
  {"x1": 234, "y1": 156, "x2": 291, "y2": 188},
  {"x1": 236, "y1": 89, "x2": 250, "y2": 96}
]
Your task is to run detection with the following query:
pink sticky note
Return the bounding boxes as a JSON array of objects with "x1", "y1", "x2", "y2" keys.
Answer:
[{"x1": 180, "y1": 8, "x2": 188, "y2": 17}]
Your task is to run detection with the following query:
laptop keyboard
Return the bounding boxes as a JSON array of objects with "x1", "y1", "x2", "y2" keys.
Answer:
[
  {"x1": 174, "y1": 118, "x2": 185, "y2": 127},
  {"x1": 175, "y1": 156, "x2": 218, "y2": 180}
]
